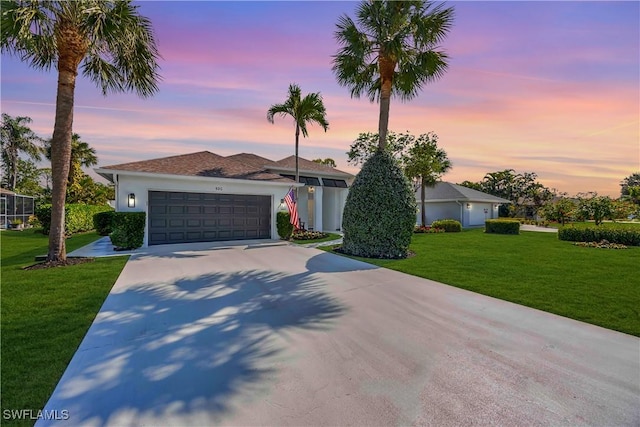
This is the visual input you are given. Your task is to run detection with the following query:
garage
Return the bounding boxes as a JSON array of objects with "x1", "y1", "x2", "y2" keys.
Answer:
[{"x1": 148, "y1": 191, "x2": 271, "y2": 245}]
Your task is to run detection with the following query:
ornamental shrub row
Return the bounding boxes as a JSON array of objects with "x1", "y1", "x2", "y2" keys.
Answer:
[
  {"x1": 485, "y1": 219, "x2": 520, "y2": 235},
  {"x1": 109, "y1": 212, "x2": 146, "y2": 249},
  {"x1": 36, "y1": 204, "x2": 113, "y2": 235},
  {"x1": 558, "y1": 226, "x2": 640, "y2": 246},
  {"x1": 431, "y1": 219, "x2": 462, "y2": 232}
]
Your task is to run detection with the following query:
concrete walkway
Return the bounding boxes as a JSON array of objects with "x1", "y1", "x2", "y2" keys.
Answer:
[{"x1": 39, "y1": 241, "x2": 639, "y2": 426}]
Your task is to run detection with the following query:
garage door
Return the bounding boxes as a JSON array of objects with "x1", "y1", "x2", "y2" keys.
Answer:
[{"x1": 148, "y1": 191, "x2": 271, "y2": 245}]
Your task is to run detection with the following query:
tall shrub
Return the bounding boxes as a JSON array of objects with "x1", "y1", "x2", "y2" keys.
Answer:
[
  {"x1": 277, "y1": 211, "x2": 294, "y2": 240},
  {"x1": 342, "y1": 151, "x2": 416, "y2": 259},
  {"x1": 110, "y1": 212, "x2": 146, "y2": 249},
  {"x1": 36, "y1": 204, "x2": 112, "y2": 235}
]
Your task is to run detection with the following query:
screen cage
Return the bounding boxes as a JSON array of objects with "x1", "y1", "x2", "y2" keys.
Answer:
[{"x1": 0, "y1": 192, "x2": 35, "y2": 229}]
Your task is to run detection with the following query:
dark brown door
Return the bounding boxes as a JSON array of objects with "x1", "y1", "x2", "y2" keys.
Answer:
[{"x1": 148, "y1": 191, "x2": 271, "y2": 245}]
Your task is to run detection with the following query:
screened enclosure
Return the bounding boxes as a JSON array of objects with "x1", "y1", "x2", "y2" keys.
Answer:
[{"x1": 0, "y1": 190, "x2": 35, "y2": 229}]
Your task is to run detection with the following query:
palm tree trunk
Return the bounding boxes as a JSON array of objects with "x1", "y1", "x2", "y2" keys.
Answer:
[
  {"x1": 378, "y1": 55, "x2": 395, "y2": 152},
  {"x1": 294, "y1": 124, "x2": 300, "y2": 228},
  {"x1": 11, "y1": 148, "x2": 17, "y2": 191},
  {"x1": 421, "y1": 176, "x2": 427, "y2": 226},
  {"x1": 47, "y1": 65, "x2": 76, "y2": 262}
]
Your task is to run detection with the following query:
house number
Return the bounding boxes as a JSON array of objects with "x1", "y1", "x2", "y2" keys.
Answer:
[{"x1": 215, "y1": 186, "x2": 223, "y2": 191}]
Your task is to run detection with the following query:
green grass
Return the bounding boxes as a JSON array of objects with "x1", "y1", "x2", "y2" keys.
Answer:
[
  {"x1": 1, "y1": 229, "x2": 128, "y2": 426},
  {"x1": 325, "y1": 229, "x2": 639, "y2": 336},
  {"x1": 291, "y1": 232, "x2": 342, "y2": 245}
]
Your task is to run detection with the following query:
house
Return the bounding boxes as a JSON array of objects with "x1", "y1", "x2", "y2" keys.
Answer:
[
  {"x1": 95, "y1": 151, "x2": 352, "y2": 246},
  {"x1": 415, "y1": 182, "x2": 511, "y2": 227}
]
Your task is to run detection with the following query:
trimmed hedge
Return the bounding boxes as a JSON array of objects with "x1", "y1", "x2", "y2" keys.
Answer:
[
  {"x1": 342, "y1": 151, "x2": 416, "y2": 259},
  {"x1": 485, "y1": 219, "x2": 520, "y2": 235},
  {"x1": 277, "y1": 211, "x2": 294, "y2": 240},
  {"x1": 36, "y1": 204, "x2": 113, "y2": 235},
  {"x1": 558, "y1": 226, "x2": 640, "y2": 246},
  {"x1": 431, "y1": 219, "x2": 462, "y2": 232},
  {"x1": 93, "y1": 211, "x2": 116, "y2": 236},
  {"x1": 110, "y1": 212, "x2": 146, "y2": 249}
]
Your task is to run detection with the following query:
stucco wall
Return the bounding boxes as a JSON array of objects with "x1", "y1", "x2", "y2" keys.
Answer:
[{"x1": 115, "y1": 173, "x2": 295, "y2": 246}]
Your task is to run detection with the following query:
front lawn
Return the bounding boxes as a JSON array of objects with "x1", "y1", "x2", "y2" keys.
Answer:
[
  {"x1": 326, "y1": 229, "x2": 639, "y2": 336},
  {"x1": 1, "y1": 229, "x2": 128, "y2": 425}
]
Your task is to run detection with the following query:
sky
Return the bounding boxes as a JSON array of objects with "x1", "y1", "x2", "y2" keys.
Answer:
[{"x1": 1, "y1": 1, "x2": 638, "y2": 197}]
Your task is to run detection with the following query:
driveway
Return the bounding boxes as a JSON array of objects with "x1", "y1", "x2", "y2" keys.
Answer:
[{"x1": 40, "y1": 241, "x2": 639, "y2": 426}]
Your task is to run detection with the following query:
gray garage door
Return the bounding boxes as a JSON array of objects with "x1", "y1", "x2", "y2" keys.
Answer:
[{"x1": 148, "y1": 191, "x2": 271, "y2": 245}]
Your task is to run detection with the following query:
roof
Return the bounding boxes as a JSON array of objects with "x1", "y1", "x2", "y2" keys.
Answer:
[
  {"x1": 422, "y1": 182, "x2": 511, "y2": 204},
  {"x1": 270, "y1": 156, "x2": 353, "y2": 178},
  {"x1": 98, "y1": 151, "x2": 293, "y2": 183},
  {"x1": 225, "y1": 153, "x2": 276, "y2": 170},
  {"x1": 0, "y1": 188, "x2": 16, "y2": 195}
]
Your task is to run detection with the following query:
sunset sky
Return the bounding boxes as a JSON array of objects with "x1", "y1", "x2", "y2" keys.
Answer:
[{"x1": 1, "y1": 1, "x2": 638, "y2": 197}]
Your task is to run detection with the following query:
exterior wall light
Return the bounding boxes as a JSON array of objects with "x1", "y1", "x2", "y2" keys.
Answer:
[
  {"x1": 128, "y1": 193, "x2": 136, "y2": 208},
  {"x1": 308, "y1": 186, "x2": 315, "y2": 193},
  {"x1": 494, "y1": 204, "x2": 499, "y2": 210},
  {"x1": 466, "y1": 203, "x2": 471, "y2": 209}
]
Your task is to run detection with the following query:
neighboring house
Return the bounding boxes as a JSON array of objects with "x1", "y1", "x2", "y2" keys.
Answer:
[
  {"x1": 415, "y1": 182, "x2": 511, "y2": 227},
  {"x1": 0, "y1": 187, "x2": 35, "y2": 229},
  {"x1": 95, "y1": 151, "x2": 352, "y2": 246}
]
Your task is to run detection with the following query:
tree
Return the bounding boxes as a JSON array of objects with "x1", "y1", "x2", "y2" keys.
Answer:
[
  {"x1": 2, "y1": 0, "x2": 160, "y2": 262},
  {"x1": 8, "y1": 158, "x2": 44, "y2": 197},
  {"x1": 0, "y1": 113, "x2": 43, "y2": 191},
  {"x1": 346, "y1": 131, "x2": 413, "y2": 166},
  {"x1": 45, "y1": 133, "x2": 98, "y2": 195},
  {"x1": 576, "y1": 193, "x2": 613, "y2": 226},
  {"x1": 620, "y1": 173, "x2": 640, "y2": 197},
  {"x1": 540, "y1": 196, "x2": 576, "y2": 226},
  {"x1": 312, "y1": 158, "x2": 337, "y2": 168},
  {"x1": 267, "y1": 83, "x2": 329, "y2": 198},
  {"x1": 332, "y1": 0, "x2": 454, "y2": 150},
  {"x1": 458, "y1": 180, "x2": 483, "y2": 192},
  {"x1": 403, "y1": 132, "x2": 451, "y2": 226}
]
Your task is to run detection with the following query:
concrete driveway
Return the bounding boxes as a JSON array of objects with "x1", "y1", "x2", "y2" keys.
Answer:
[{"x1": 39, "y1": 241, "x2": 639, "y2": 426}]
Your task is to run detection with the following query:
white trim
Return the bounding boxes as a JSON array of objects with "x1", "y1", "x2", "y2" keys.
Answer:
[{"x1": 95, "y1": 168, "x2": 304, "y2": 187}]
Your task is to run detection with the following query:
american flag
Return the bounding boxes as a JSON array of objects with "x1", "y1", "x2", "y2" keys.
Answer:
[{"x1": 284, "y1": 188, "x2": 299, "y2": 230}]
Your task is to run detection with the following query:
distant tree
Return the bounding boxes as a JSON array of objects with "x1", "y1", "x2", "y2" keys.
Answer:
[
  {"x1": 312, "y1": 158, "x2": 337, "y2": 167},
  {"x1": 267, "y1": 84, "x2": 329, "y2": 198},
  {"x1": 346, "y1": 131, "x2": 413, "y2": 166},
  {"x1": 67, "y1": 174, "x2": 114, "y2": 205},
  {"x1": 458, "y1": 180, "x2": 483, "y2": 192},
  {"x1": 402, "y1": 132, "x2": 451, "y2": 226},
  {"x1": 1, "y1": 0, "x2": 161, "y2": 262},
  {"x1": 576, "y1": 192, "x2": 613, "y2": 226},
  {"x1": 0, "y1": 113, "x2": 43, "y2": 191},
  {"x1": 620, "y1": 172, "x2": 640, "y2": 197},
  {"x1": 45, "y1": 134, "x2": 98, "y2": 191},
  {"x1": 11, "y1": 158, "x2": 44, "y2": 197},
  {"x1": 540, "y1": 196, "x2": 576, "y2": 226}
]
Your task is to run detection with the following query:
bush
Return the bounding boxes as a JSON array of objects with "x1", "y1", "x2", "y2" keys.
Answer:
[
  {"x1": 431, "y1": 219, "x2": 462, "y2": 232},
  {"x1": 558, "y1": 226, "x2": 640, "y2": 246},
  {"x1": 277, "y1": 211, "x2": 294, "y2": 240},
  {"x1": 485, "y1": 219, "x2": 520, "y2": 235},
  {"x1": 292, "y1": 230, "x2": 328, "y2": 240},
  {"x1": 36, "y1": 204, "x2": 112, "y2": 235},
  {"x1": 93, "y1": 211, "x2": 115, "y2": 236},
  {"x1": 342, "y1": 151, "x2": 416, "y2": 259},
  {"x1": 110, "y1": 212, "x2": 145, "y2": 249},
  {"x1": 414, "y1": 225, "x2": 445, "y2": 234}
]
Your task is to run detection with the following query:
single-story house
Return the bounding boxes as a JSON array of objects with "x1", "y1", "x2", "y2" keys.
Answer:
[
  {"x1": 415, "y1": 182, "x2": 511, "y2": 227},
  {"x1": 95, "y1": 151, "x2": 352, "y2": 246}
]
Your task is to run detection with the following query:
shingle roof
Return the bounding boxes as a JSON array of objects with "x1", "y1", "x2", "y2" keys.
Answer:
[
  {"x1": 100, "y1": 151, "x2": 292, "y2": 183},
  {"x1": 225, "y1": 153, "x2": 276, "y2": 170},
  {"x1": 0, "y1": 187, "x2": 16, "y2": 195},
  {"x1": 270, "y1": 156, "x2": 353, "y2": 177},
  {"x1": 424, "y1": 182, "x2": 511, "y2": 203}
]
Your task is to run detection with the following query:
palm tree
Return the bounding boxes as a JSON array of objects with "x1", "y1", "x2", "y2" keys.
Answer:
[
  {"x1": 45, "y1": 133, "x2": 98, "y2": 188},
  {"x1": 1, "y1": 0, "x2": 160, "y2": 262},
  {"x1": 403, "y1": 132, "x2": 451, "y2": 226},
  {"x1": 267, "y1": 84, "x2": 329, "y2": 195},
  {"x1": 0, "y1": 113, "x2": 43, "y2": 191},
  {"x1": 332, "y1": 1, "x2": 454, "y2": 150}
]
